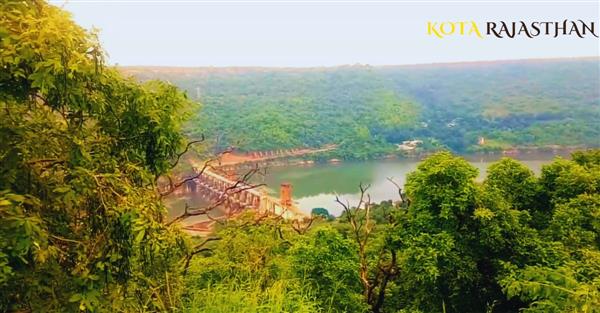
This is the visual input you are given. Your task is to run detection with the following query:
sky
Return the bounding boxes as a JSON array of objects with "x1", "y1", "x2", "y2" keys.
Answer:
[{"x1": 54, "y1": 0, "x2": 600, "y2": 67}]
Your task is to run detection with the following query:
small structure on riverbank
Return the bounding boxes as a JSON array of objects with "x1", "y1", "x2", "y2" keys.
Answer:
[{"x1": 396, "y1": 140, "x2": 423, "y2": 151}]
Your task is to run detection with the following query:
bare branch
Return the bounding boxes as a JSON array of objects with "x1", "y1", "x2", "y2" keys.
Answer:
[
  {"x1": 386, "y1": 177, "x2": 402, "y2": 200},
  {"x1": 335, "y1": 182, "x2": 387, "y2": 310},
  {"x1": 158, "y1": 154, "x2": 216, "y2": 198},
  {"x1": 170, "y1": 135, "x2": 205, "y2": 168},
  {"x1": 193, "y1": 237, "x2": 221, "y2": 252},
  {"x1": 165, "y1": 164, "x2": 265, "y2": 225},
  {"x1": 167, "y1": 203, "x2": 209, "y2": 226},
  {"x1": 291, "y1": 217, "x2": 315, "y2": 235},
  {"x1": 157, "y1": 145, "x2": 237, "y2": 198},
  {"x1": 386, "y1": 177, "x2": 410, "y2": 208},
  {"x1": 182, "y1": 237, "x2": 221, "y2": 274},
  {"x1": 166, "y1": 180, "x2": 265, "y2": 226}
]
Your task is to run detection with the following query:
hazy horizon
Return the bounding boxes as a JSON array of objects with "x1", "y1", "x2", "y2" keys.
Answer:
[
  {"x1": 118, "y1": 55, "x2": 599, "y2": 69},
  {"x1": 54, "y1": 1, "x2": 599, "y2": 67}
]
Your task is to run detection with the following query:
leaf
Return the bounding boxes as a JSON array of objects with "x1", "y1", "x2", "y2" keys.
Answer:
[
  {"x1": 68, "y1": 293, "x2": 82, "y2": 302},
  {"x1": 135, "y1": 229, "x2": 145, "y2": 244}
]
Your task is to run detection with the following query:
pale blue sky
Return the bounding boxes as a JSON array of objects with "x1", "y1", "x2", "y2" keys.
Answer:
[{"x1": 54, "y1": 0, "x2": 599, "y2": 67}]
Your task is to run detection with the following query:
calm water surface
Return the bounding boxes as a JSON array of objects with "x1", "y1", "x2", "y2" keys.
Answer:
[{"x1": 259, "y1": 151, "x2": 570, "y2": 216}]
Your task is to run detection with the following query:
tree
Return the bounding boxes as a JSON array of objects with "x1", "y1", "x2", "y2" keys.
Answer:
[
  {"x1": 539, "y1": 158, "x2": 597, "y2": 206},
  {"x1": 393, "y1": 152, "x2": 553, "y2": 312},
  {"x1": 334, "y1": 185, "x2": 401, "y2": 313},
  {"x1": 492, "y1": 151, "x2": 600, "y2": 313},
  {"x1": 572, "y1": 149, "x2": 600, "y2": 167},
  {"x1": 485, "y1": 157, "x2": 539, "y2": 211},
  {"x1": 0, "y1": 1, "x2": 193, "y2": 311},
  {"x1": 310, "y1": 207, "x2": 332, "y2": 220},
  {"x1": 288, "y1": 226, "x2": 366, "y2": 312},
  {"x1": 546, "y1": 194, "x2": 600, "y2": 249},
  {"x1": 182, "y1": 213, "x2": 321, "y2": 313},
  {"x1": 404, "y1": 151, "x2": 479, "y2": 229},
  {"x1": 501, "y1": 254, "x2": 600, "y2": 313}
]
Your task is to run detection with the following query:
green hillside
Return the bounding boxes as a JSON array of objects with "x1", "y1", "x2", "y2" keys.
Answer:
[{"x1": 125, "y1": 58, "x2": 600, "y2": 159}]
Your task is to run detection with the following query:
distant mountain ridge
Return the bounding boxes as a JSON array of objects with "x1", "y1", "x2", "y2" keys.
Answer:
[
  {"x1": 121, "y1": 57, "x2": 599, "y2": 77},
  {"x1": 123, "y1": 57, "x2": 600, "y2": 159}
]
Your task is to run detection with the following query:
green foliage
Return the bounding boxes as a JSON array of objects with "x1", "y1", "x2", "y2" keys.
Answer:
[
  {"x1": 501, "y1": 260, "x2": 600, "y2": 313},
  {"x1": 289, "y1": 226, "x2": 367, "y2": 312},
  {"x1": 183, "y1": 279, "x2": 320, "y2": 313},
  {"x1": 380, "y1": 151, "x2": 600, "y2": 312},
  {"x1": 182, "y1": 150, "x2": 600, "y2": 313},
  {"x1": 186, "y1": 216, "x2": 290, "y2": 284},
  {"x1": 310, "y1": 207, "x2": 333, "y2": 220},
  {"x1": 390, "y1": 153, "x2": 485, "y2": 312},
  {"x1": 128, "y1": 59, "x2": 599, "y2": 156},
  {"x1": 182, "y1": 215, "x2": 365, "y2": 313},
  {"x1": 485, "y1": 158, "x2": 539, "y2": 211},
  {"x1": 405, "y1": 151, "x2": 479, "y2": 225},
  {"x1": 539, "y1": 158, "x2": 599, "y2": 206},
  {"x1": 2, "y1": 3, "x2": 599, "y2": 313},
  {"x1": 546, "y1": 194, "x2": 600, "y2": 249},
  {"x1": 0, "y1": 1, "x2": 193, "y2": 311},
  {"x1": 572, "y1": 149, "x2": 600, "y2": 167},
  {"x1": 493, "y1": 151, "x2": 600, "y2": 313},
  {"x1": 182, "y1": 214, "x2": 322, "y2": 312}
]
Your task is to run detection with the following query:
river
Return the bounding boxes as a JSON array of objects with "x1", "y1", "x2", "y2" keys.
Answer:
[
  {"x1": 258, "y1": 151, "x2": 571, "y2": 216},
  {"x1": 165, "y1": 151, "x2": 572, "y2": 220}
]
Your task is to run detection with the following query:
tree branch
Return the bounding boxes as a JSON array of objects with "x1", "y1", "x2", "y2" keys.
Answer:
[
  {"x1": 386, "y1": 177, "x2": 410, "y2": 208},
  {"x1": 169, "y1": 136, "x2": 205, "y2": 169},
  {"x1": 165, "y1": 165, "x2": 265, "y2": 225},
  {"x1": 182, "y1": 237, "x2": 221, "y2": 274}
]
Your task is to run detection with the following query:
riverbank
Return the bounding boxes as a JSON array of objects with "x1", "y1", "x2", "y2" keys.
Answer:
[
  {"x1": 259, "y1": 150, "x2": 577, "y2": 215},
  {"x1": 222, "y1": 145, "x2": 584, "y2": 171}
]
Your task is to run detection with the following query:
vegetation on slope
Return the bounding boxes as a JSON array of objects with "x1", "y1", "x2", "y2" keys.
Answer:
[
  {"x1": 127, "y1": 59, "x2": 600, "y2": 159},
  {"x1": 1, "y1": 1, "x2": 193, "y2": 310},
  {"x1": 2, "y1": 2, "x2": 599, "y2": 313},
  {"x1": 183, "y1": 150, "x2": 600, "y2": 313}
]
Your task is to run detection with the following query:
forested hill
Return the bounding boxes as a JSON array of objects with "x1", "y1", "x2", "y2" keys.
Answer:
[{"x1": 124, "y1": 58, "x2": 600, "y2": 159}]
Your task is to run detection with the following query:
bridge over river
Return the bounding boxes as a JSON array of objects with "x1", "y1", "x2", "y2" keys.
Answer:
[
  {"x1": 166, "y1": 144, "x2": 337, "y2": 233},
  {"x1": 177, "y1": 166, "x2": 308, "y2": 233},
  {"x1": 217, "y1": 144, "x2": 337, "y2": 166},
  {"x1": 168, "y1": 145, "x2": 337, "y2": 232}
]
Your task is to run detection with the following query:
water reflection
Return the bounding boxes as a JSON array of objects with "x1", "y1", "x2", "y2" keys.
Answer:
[
  {"x1": 163, "y1": 192, "x2": 226, "y2": 224},
  {"x1": 164, "y1": 151, "x2": 573, "y2": 218},
  {"x1": 261, "y1": 151, "x2": 570, "y2": 215}
]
